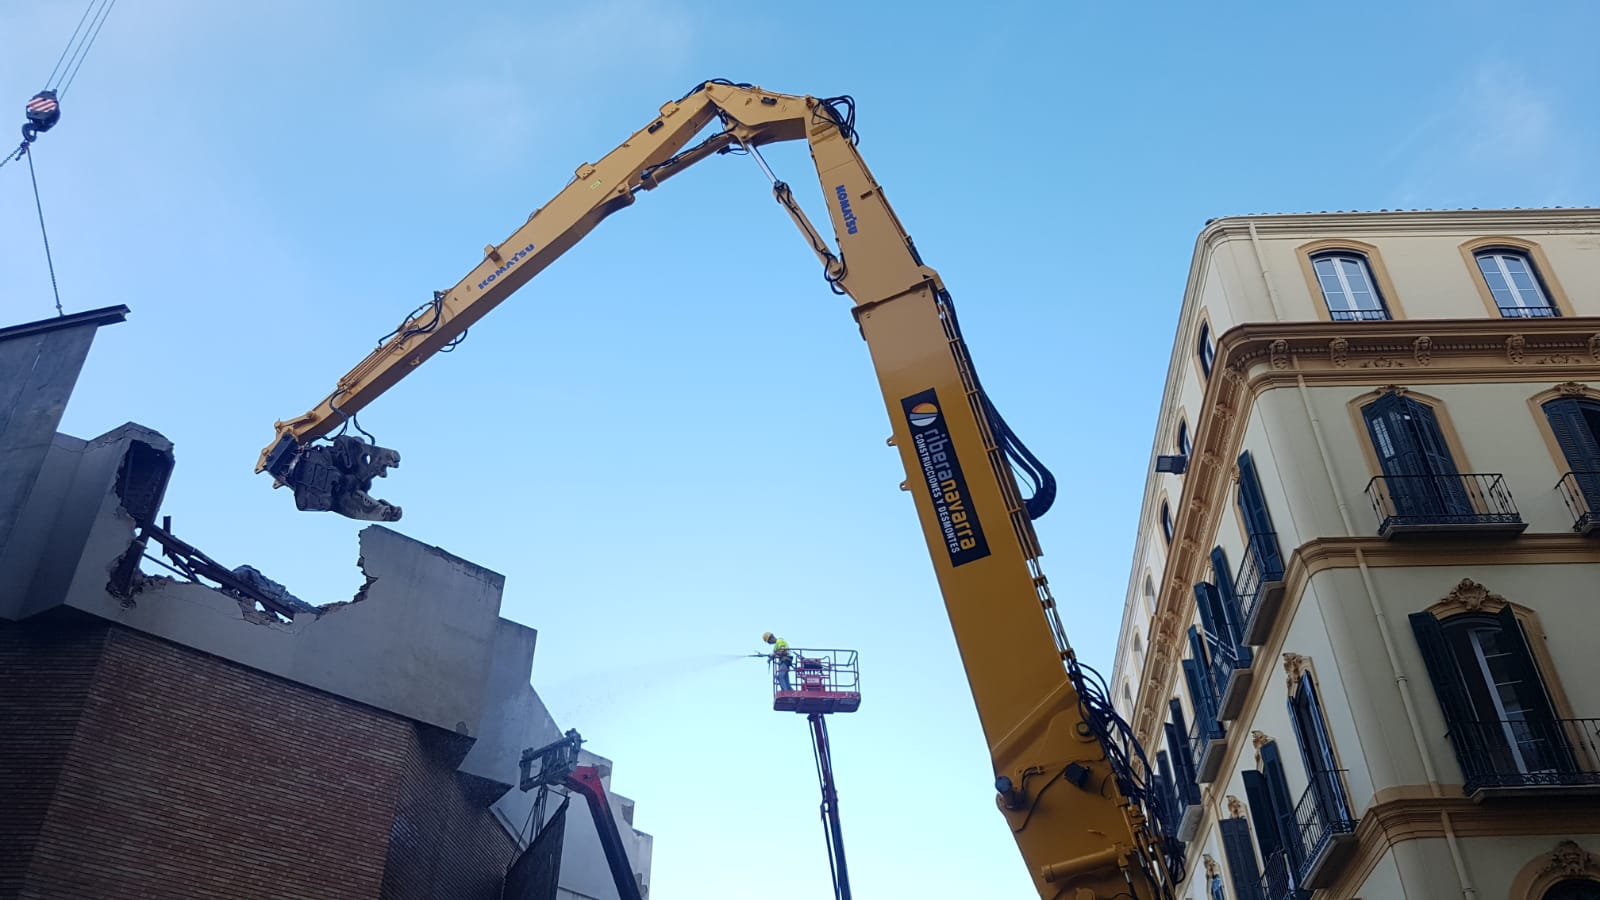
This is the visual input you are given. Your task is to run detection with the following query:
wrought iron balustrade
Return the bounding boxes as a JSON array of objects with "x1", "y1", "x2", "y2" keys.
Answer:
[
  {"x1": 1447, "y1": 717, "x2": 1600, "y2": 794},
  {"x1": 1364, "y1": 472, "x2": 1524, "y2": 538},
  {"x1": 1556, "y1": 471, "x2": 1600, "y2": 535}
]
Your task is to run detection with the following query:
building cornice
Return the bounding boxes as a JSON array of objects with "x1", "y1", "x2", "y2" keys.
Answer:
[{"x1": 1198, "y1": 207, "x2": 1600, "y2": 251}]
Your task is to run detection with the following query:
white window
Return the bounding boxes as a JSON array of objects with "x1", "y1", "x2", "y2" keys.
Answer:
[
  {"x1": 1311, "y1": 252, "x2": 1390, "y2": 320},
  {"x1": 1476, "y1": 250, "x2": 1557, "y2": 317}
]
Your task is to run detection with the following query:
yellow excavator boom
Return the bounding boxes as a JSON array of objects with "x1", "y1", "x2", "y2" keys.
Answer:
[{"x1": 256, "y1": 80, "x2": 1184, "y2": 899}]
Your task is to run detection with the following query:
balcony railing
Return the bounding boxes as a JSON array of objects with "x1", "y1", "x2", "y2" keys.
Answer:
[
  {"x1": 1556, "y1": 471, "x2": 1600, "y2": 536},
  {"x1": 1364, "y1": 472, "x2": 1526, "y2": 538},
  {"x1": 1187, "y1": 708, "x2": 1226, "y2": 785},
  {"x1": 1236, "y1": 530, "x2": 1286, "y2": 645},
  {"x1": 1329, "y1": 307, "x2": 1389, "y2": 322},
  {"x1": 1499, "y1": 305, "x2": 1559, "y2": 318},
  {"x1": 1170, "y1": 762, "x2": 1202, "y2": 841},
  {"x1": 1258, "y1": 849, "x2": 1311, "y2": 900},
  {"x1": 1295, "y1": 776, "x2": 1357, "y2": 886},
  {"x1": 1447, "y1": 717, "x2": 1600, "y2": 795}
]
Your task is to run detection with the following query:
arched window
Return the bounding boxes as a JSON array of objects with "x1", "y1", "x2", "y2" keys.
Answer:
[
  {"x1": 1542, "y1": 395, "x2": 1600, "y2": 521},
  {"x1": 1361, "y1": 391, "x2": 1473, "y2": 520},
  {"x1": 1177, "y1": 419, "x2": 1192, "y2": 457},
  {"x1": 1311, "y1": 251, "x2": 1390, "y2": 321},
  {"x1": 1411, "y1": 603, "x2": 1571, "y2": 790},
  {"x1": 1197, "y1": 321, "x2": 1215, "y2": 377},
  {"x1": 1476, "y1": 248, "x2": 1558, "y2": 318},
  {"x1": 1160, "y1": 501, "x2": 1174, "y2": 544}
]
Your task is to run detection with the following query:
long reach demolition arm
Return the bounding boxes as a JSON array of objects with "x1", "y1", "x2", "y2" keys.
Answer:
[{"x1": 255, "y1": 80, "x2": 1184, "y2": 899}]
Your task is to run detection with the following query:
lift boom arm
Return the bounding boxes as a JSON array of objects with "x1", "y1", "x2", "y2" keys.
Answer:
[{"x1": 258, "y1": 81, "x2": 1181, "y2": 898}]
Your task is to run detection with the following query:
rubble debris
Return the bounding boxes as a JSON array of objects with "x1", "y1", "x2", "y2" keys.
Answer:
[
  {"x1": 230, "y1": 565, "x2": 319, "y2": 617},
  {"x1": 108, "y1": 515, "x2": 324, "y2": 623}
]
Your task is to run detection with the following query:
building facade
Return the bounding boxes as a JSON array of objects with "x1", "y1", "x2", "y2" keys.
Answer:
[{"x1": 1112, "y1": 208, "x2": 1600, "y2": 900}]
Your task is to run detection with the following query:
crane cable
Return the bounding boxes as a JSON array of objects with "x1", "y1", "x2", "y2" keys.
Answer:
[{"x1": 4, "y1": 0, "x2": 119, "y2": 316}]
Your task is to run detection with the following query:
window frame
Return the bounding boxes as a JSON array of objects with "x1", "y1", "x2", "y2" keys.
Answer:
[
  {"x1": 1459, "y1": 236, "x2": 1575, "y2": 319},
  {"x1": 1409, "y1": 588, "x2": 1584, "y2": 789},
  {"x1": 1311, "y1": 251, "x2": 1391, "y2": 321},
  {"x1": 1286, "y1": 666, "x2": 1354, "y2": 828},
  {"x1": 1359, "y1": 389, "x2": 1476, "y2": 519},
  {"x1": 1347, "y1": 387, "x2": 1476, "y2": 486},
  {"x1": 1197, "y1": 317, "x2": 1216, "y2": 379},
  {"x1": 1475, "y1": 248, "x2": 1558, "y2": 317},
  {"x1": 1296, "y1": 239, "x2": 1405, "y2": 322}
]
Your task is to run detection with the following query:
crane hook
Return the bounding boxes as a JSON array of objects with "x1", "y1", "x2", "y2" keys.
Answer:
[{"x1": 22, "y1": 90, "x2": 61, "y2": 143}]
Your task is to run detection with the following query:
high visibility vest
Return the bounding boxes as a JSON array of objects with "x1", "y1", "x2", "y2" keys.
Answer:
[{"x1": 774, "y1": 638, "x2": 790, "y2": 657}]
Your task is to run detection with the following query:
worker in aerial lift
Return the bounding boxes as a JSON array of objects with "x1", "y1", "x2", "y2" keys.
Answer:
[{"x1": 762, "y1": 631, "x2": 794, "y2": 691}]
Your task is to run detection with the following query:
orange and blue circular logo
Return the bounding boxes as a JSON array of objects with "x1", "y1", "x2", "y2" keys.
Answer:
[{"x1": 909, "y1": 401, "x2": 939, "y2": 428}]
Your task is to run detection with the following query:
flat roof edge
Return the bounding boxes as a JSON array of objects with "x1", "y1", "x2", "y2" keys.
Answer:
[{"x1": 0, "y1": 304, "x2": 130, "y2": 342}]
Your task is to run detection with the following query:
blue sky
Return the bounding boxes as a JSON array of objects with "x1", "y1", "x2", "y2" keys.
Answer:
[{"x1": 3, "y1": 1, "x2": 1598, "y2": 896}]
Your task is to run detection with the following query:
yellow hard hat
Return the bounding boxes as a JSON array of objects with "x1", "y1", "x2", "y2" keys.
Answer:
[{"x1": 762, "y1": 632, "x2": 775, "y2": 643}]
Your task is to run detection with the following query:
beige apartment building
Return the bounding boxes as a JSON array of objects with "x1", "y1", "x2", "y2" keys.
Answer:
[{"x1": 1111, "y1": 208, "x2": 1600, "y2": 900}]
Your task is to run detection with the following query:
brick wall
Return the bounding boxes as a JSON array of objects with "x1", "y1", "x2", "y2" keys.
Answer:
[
  {"x1": 0, "y1": 617, "x2": 106, "y2": 899},
  {"x1": 0, "y1": 615, "x2": 518, "y2": 900},
  {"x1": 381, "y1": 727, "x2": 519, "y2": 900}
]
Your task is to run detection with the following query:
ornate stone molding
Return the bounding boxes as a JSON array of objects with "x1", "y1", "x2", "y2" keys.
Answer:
[
  {"x1": 1590, "y1": 333, "x2": 1600, "y2": 362},
  {"x1": 1283, "y1": 653, "x2": 1310, "y2": 692},
  {"x1": 1227, "y1": 794, "x2": 1244, "y2": 819},
  {"x1": 1270, "y1": 339, "x2": 1290, "y2": 369},
  {"x1": 1251, "y1": 730, "x2": 1272, "y2": 769},
  {"x1": 1330, "y1": 336, "x2": 1349, "y2": 367},
  {"x1": 1507, "y1": 334, "x2": 1527, "y2": 364},
  {"x1": 1545, "y1": 839, "x2": 1600, "y2": 879},
  {"x1": 1445, "y1": 578, "x2": 1505, "y2": 612},
  {"x1": 1558, "y1": 380, "x2": 1588, "y2": 396},
  {"x1": 1414, "y1": 336, "x2": 1432, "y2": 366},
  {"x1": 1203, "y1": 854, "x2": 1218, "y2": 878}
]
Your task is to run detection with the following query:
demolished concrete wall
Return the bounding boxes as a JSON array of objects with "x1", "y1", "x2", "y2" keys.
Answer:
[{"x1": 0, "y1": 307, "x2": 652, "y2": 900}]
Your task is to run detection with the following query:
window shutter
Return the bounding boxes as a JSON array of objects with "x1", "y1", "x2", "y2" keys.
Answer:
[
  {"x1": 1186, "y1": 627, "x2": 1223, "y2": 739},
  {"x1": 1407, "y1": 612, "x2": 1477, "y2": 727},
  {"x1": 1168, "y1": 700, "x2": 1199, "y2": 793},
  {"x1": 1364, "y1": 394, "x2": 1471, "y2": 517},
  {"x1": 1492, "y1": 605, "x2": 1574, "y2": 774},
  {"x1": 1241, "y1": 770, "x2": 1280, "y2": 858},
  {"x1": 1289, "y1": 673, "x2": 1351, "y2": 825},
  {"x1": 1193, "y1": 581, "x2": 1226, "y2": 656},
  {"x1": 1544, "y1": 398, "x2": 1600, "y2": 506},
  {"x1": 1544, "y1": 398, "x2": 1600, "y2": 466},
  {"x1": 1219, "y1": 817, "x2": 1263, "y2": 900},
  {"x1": 1236, "y1": 452, "x2": 1284, "y2": 579},
  {"x1": 1210, "y1": 547, "x2": 1251, "y2": 665},
  {"x1": 1155, "y1": 749, "x2": 1177, "y2": 825},
  {"x1": 1260, "y1": 740, "x2": 1304, "y2": 870},
  {"x1": 1403, "y1": 395, "x2": 1461, "y2": 477},
  {"x1": 1182, "y1": 657, "x2": 1212, "y2": 743}
]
